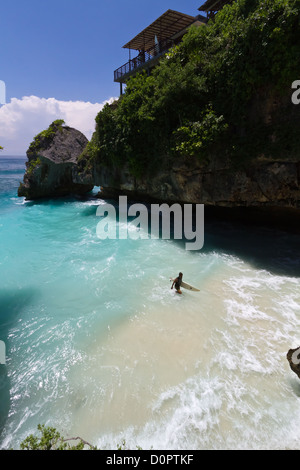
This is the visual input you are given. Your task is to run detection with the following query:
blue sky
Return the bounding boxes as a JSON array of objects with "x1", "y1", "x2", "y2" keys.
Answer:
[
  {"x1": 0, "y1": 0, "x2": 206, "y2": 154},
  {"x1": 2, "y1": 0, "x2": 206, "y2": 103}
]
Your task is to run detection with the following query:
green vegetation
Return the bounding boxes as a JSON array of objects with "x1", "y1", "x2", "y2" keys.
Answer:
[
  {"x1": 27, "y1": 157, "x2": 41, "y2": 175},
  {"x1": 28, "y1": 119, "x2": 65, "y2": 155},
  {"x1": 17, "y1": 424, "x2": 142, "y2": 450},
  {"x1": 19, "y1": 424, "x2": 96, "y2": 450},
  {"x1": 82, "y1": 0, "x2": 300, "y2": 177}
]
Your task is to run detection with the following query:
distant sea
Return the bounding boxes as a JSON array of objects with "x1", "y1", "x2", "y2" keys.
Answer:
[{"x1": 0, "y1": 155, "x2": 300, "y2": 450}]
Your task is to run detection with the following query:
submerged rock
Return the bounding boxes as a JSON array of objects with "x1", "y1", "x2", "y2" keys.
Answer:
[
  {"x1": 18, "y1": 120, "x2": 93, "y2": 200},
  {"x1": 287, "y1": 347, "x2": 300, "y2": 380}
]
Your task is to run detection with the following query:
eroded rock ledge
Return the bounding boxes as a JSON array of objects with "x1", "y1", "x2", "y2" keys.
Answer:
[
  {"x1": 74, "y1": 150, "x2": 300, "y2": 230},
  {"x1": 18, "y1": 121, "x2": 300, "y2": 233},
  {"x1": 90, "y1": 157, "x2": 300, "y2": 211}
]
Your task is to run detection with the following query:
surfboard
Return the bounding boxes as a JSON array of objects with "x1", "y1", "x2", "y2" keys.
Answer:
[{"x1": 170, "y1": 278, "x2": 200, "y2": 292}]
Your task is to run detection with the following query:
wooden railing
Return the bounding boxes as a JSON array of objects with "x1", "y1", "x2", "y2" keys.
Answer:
[{"x1": 114, "y1": 38, "x2": 174, "y2": 82}]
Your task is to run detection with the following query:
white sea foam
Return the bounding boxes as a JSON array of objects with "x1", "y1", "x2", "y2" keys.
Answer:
[
  {"x1": 11, "y1": 196, "x2": 30, "y2": 205},
  {"x1": 1, "y1": 157, "x2": 300, "y2": 450},
  {"x1": 77, "y1": 199, "x2": 107, "y2": 207}
]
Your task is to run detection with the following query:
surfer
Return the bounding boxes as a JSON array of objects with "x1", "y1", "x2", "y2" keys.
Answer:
[{"x1": 171, "y1": 272, "x2": 183, "y2": 295}]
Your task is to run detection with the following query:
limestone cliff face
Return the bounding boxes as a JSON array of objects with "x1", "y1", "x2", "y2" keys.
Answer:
[
  {"x1": 81, "y1": 154, "x2": 300, "y2": 211},
  {"x1": 19, "y1": 121, "x2": 300, "y2": 222},
  {"x1": 75, "y1": 86, "x2": 300, "y2": 219},
  {"x1": 18, "y1": 123, "x2": 93, "y2": 200}
]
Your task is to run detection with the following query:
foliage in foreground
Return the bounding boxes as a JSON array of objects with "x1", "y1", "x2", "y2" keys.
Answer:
[
  {"x1": 18, "y1": 425, "x2": 142, "y2": 450},
  {"x1": 19, "y1": 424, "x2": 97, "y2": 450},
  {"x1": 82, "y1": 0, "x2": 300, "y2": 178}
]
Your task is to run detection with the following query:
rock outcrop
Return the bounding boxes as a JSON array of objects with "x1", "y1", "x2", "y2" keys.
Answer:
[
  {"x1": 18, "y1": 121, "x2": 93, "y2": 200},
  {"x1": 18, "y1": 120, "x2": 300, "y2": 231},
  {"x1": 287, "y1": 347, "x2": 300, "y2": 380},
  {"x1": 65, "y1": 140, "x2": 299, "y2": 230},
  {"x1": 80, "y1": 153, "x2": 300, "y2": 211}
]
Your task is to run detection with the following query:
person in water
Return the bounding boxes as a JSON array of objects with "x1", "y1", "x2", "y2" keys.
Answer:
[{"x1": 171, "y1": 272, "x2": 183, "y2": 294}]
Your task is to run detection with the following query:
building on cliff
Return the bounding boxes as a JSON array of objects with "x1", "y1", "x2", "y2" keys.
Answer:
[
  {"x1": 113, "y1": 2, "x2": 235, "y2": 95},
  {"x1": 113, "y1": 9, "x2": 206, "y2": 95},
  {"x1": 198, "y1": 0, "x2": 234, "y2": 19}
]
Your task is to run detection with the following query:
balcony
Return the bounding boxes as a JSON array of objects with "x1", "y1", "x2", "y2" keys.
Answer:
[
  {"x1": 113, "y1": 10, "x2": 206, "y2": 90},
  {"x1": 114, "y1": 37, "x2": 174, "y2": 83}
]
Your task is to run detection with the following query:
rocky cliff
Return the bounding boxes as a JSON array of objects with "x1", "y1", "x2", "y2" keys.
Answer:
[
  {"x1": 18, "y1": 121, "x2": 93, "y2": 200},
  {"x1": 87, "y1": 156, "x2": 300, "y2": 211},
  {"x1": 73, "y1": 88, "x2": 300, "y2": 228},
  {"x1": 18, "y1": 119, "x2": 300, "y2": 230}
]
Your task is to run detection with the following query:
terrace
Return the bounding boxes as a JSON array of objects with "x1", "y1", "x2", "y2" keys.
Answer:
[{"x1": 114, "y1": 9, "x2": 206, "y2": 94}]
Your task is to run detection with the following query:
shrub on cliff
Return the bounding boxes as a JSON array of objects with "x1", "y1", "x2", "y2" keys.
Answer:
[
  {"x1": 83, "y1": 0, "x2": 300, "y2": 177},
  {"x1": 28, "y1": 120, "x2": 66, "y2": 156}
]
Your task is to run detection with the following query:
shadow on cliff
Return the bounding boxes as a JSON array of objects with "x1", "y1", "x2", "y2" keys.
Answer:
[
  {"x1": 104, "y1": 198, "x2": 300, "y2": 278},
  {"x1": 21, "y1": 196, "x2": 300, "y2": 278},
  {"x1": 0, "y1": 288, "x2": 38, "y2": 440},
  {"x1": 201, "y1": 219, "x2": 300, "y2": 278},
  {"x1": 167, "y1": 213, "x2": 300, "y2": 278}
]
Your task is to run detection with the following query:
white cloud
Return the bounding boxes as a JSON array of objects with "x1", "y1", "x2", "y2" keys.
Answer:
[{"x1": 0, "y1": 95, "x2": 117, "y2": 155}]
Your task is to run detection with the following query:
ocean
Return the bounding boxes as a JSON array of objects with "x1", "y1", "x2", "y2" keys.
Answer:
[{"x1": 0, "y1": 156, "x2": 300, "y2": 450}]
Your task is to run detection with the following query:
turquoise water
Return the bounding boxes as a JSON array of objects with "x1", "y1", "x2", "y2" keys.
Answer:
[{"x1": 0, "y1": 156, "x2": 300, "y2": 450}]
